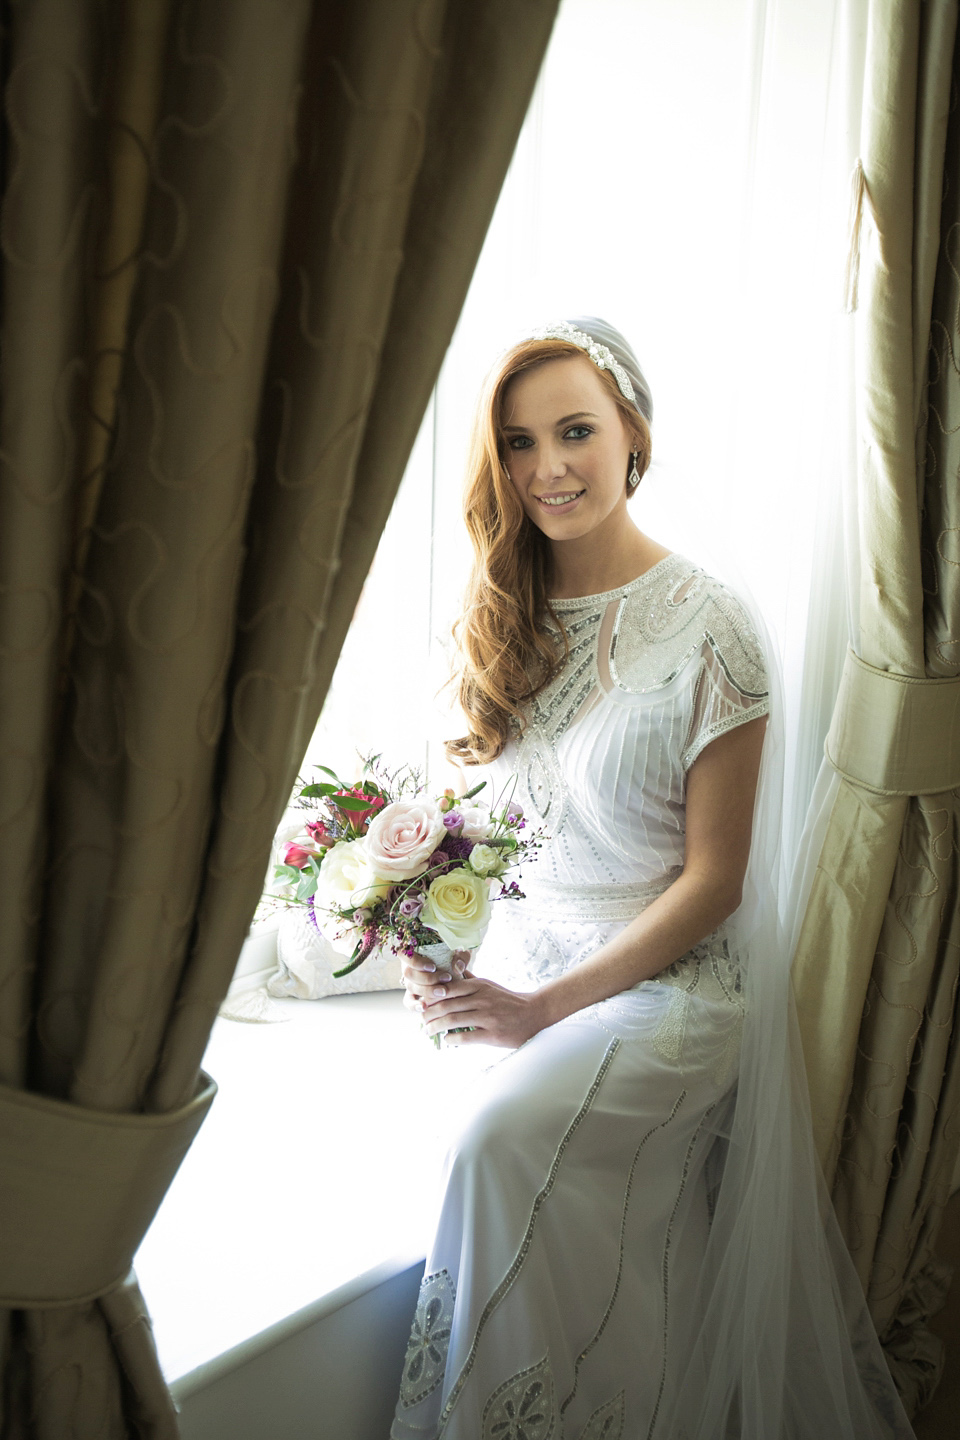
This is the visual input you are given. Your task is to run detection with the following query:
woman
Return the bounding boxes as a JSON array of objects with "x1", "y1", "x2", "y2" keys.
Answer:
[{"x1": 390, "y1": 319, "x2": 915, "y2": 1440}]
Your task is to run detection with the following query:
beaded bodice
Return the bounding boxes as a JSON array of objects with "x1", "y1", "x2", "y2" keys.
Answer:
[
  {"x1": 477, "y1": 554, "x2": 769, "y2": 1013},
  {"x1": 491, "y1": 553, "x2": 768, "y2": 889}
]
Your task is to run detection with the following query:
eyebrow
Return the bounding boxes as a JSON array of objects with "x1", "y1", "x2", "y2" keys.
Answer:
[{"x1": 501, "y1": 410, "x2": 599, "y2": 433}]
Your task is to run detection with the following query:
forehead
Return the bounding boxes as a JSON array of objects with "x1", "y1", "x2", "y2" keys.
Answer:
[{"x1": 501, "y1": 354, "x2": 615, "y2": 427}]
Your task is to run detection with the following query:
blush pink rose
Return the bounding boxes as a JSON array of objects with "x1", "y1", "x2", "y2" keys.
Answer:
[{"x1": 363, "y1": 798, "x2": 446, "y2": 880}]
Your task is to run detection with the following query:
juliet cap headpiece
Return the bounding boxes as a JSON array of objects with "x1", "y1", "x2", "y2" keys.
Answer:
[{"x1": 529, "y1": 315, "x2": 653, "y2": 425}]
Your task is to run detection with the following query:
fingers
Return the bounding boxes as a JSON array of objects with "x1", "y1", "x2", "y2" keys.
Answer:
[
  {"x1": 421, "y1": 997, "x2": 482, "y2": 1040},
  {"x1": 403, "y1": 967, "x2": 451, "y2": 1003},
  {"x1": 401, "y1": 954, "x2": 468, "y2": 1003}
]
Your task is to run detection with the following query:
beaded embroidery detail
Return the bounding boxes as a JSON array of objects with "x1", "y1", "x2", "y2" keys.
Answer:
[
  {"x1": 608, "y1": 562, "x2": 768, "y2": 700},
  {"x1": 520, "y1": 873, "x2": 677, "y2": 922},
  {"x1": 644, "y1": 1105, "x2": 718, "y2": 1440},
  {"x1": 533, "y1": 606, "x2": 604, "y2": 741},
  {"x1": 560, "y1": 1092, "x2": 687, "y2": 1418},
  {"x1": 515, "y1": 605, "x2": 603, "y2": 829},
  {"x1": 576, "y1": 1392, "x2": 625, "y2": 1439},
  {"x1": 481, "y1": 1355, "x2": 558, "y2": 1440},
  {"x1": 438, "y1": 1041, "x2": 621, "y2": 1430},
  {"x1": 650, "y1": 935, "x2": 745, "y2": 1073},
  {"x1": 397, "y1": 1268, "x2": 456, "y2": 1409},
  {"x1": 655, "y1": 934, "x2": 743, "y2": 1006}
]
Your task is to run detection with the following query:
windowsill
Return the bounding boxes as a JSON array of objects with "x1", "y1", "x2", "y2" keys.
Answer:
[{"x1": 135, "y1": 986, "x2": 486, "y2": 1383}]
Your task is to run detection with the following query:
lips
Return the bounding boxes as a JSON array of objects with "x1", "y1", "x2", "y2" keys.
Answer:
[{"x1": 536, "y1": 489, "x2": 586, "y2": 510}]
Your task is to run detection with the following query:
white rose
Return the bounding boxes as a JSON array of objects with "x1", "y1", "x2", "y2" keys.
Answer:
[
  {"x1": 468, "y1": 843, "x2": 503, "y2": 877},
  {"x1": 364, "y1": 798, "x2": 446, "y2": 879},
  {"x1": 316, "y1": 838, "x2": 392, "y2": 910},
  {"x1": 421, "y1": 870, "x2": 492, "y2": 951},
  {"x1": 459, "y1": 803, "x2": 494, "y2": 842}
]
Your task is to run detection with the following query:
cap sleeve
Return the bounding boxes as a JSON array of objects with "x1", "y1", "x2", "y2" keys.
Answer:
[{"x1": 682, "y1": 583, "x2": 770, "y2": 770}]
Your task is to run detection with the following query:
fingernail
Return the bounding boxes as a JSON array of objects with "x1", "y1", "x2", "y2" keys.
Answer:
[
  {"x1": 436, "y1": 971, "x2": 451, "y2": 982},
  {"x1": 433, "y1": 986, "x2": 446, "y2": 998},
  {"x1": 422, "y1": 963, "x2": 436, "y2": 972}
]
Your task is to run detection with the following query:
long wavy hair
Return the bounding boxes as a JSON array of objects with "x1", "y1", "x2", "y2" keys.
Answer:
[{"x1": 447, "y1": 338, "x2": 652, "y2": 766}]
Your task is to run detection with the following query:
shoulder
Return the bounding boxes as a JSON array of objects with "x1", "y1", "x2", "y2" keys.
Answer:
[
  {"x1": 610, "y1": 556, "x2": 769, "y2": 698},
  {"x1": 694, "y1": 572, "x2": 769, "y2": 700}
]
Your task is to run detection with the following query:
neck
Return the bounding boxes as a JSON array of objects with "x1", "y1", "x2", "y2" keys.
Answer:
[{"x1": 548, "y1": 515, "x2": 670, "y2": 600}]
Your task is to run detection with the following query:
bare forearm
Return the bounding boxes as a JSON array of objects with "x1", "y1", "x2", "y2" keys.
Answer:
[{"x1": 534, "y1": 870, "x2": 740, "y2": 1028}]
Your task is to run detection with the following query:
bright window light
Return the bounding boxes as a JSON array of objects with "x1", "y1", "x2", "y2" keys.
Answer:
[{"x1": 309, "y1": 0, "x2": 862, "y2": 862}]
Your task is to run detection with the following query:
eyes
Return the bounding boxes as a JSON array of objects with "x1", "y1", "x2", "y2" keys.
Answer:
[{"x1": 506, "y1": 424, "x2": 593, "y2": 451}]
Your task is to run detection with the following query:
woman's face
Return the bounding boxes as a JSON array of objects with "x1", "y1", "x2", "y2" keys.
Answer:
[{"x1": 500, "y1": 355, "x2": 635, "y2": 543}]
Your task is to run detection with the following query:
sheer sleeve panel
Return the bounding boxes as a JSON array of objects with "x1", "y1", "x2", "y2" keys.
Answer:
[{"x1": 682, "y1": 587, "x2": 769, "y2": 770}]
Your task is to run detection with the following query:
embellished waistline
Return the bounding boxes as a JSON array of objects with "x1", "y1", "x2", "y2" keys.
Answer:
[{"x1": 517, "y1": 871, "x2": 679, "y2": 921}]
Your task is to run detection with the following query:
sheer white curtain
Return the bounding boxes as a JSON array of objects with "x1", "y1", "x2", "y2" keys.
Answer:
[{"x1": 309, "y1": 0, "x2": 866, "y2": 873}]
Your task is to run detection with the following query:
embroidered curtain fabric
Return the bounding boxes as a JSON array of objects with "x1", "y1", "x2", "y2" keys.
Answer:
[
  {"x1": 791, "y1": 0, "x2": 960, "y2": 1416},
  {"x1": 0, "y1": 0, "x2": 560, "y2": 1434}
]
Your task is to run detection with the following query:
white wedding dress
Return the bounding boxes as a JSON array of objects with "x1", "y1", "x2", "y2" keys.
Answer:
[{"x1": 389, "y1": 553, "x2": 914, "y2": 1440}]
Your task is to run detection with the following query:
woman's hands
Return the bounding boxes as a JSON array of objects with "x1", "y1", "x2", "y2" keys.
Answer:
[{"x1": 401, "y1": 953, "x2": 545, "y2": 1049}]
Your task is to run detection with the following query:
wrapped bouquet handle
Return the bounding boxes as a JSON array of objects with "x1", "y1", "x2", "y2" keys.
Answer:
[{"x1": 416, "y1": 939, "x2": 476, "y2": 1047}]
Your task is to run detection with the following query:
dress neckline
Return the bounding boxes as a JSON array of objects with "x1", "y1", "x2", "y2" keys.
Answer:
[{"x1": 548, "y1": 552, "x2": 684, "y2": 610}]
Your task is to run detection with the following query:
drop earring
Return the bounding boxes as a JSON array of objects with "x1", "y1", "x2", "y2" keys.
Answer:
[{"x1": 627, "y1": 451, "x2": 641, "y2": 491}]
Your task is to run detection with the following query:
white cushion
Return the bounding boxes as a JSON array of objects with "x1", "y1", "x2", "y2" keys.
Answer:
[{"x1": 267, "y1": 907, "x2": 403, "y2": 999}]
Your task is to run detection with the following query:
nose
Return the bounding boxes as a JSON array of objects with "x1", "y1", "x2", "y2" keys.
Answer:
[{"x1": 534, "y1": 440, "x2": 566, "y2": 484}]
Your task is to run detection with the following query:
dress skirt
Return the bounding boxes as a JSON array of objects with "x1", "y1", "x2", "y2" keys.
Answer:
[{"x1": 390, "y1": 978, "x2": 743, "y2": 1440}]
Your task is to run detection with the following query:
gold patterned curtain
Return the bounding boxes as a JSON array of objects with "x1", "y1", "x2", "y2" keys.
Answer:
[
  {"x1": 0, "y1": 0, "x2": 560, "y2": 1434},
  {"x1": 791, "y1": 0, "x2": 960, "y2": 1418}
]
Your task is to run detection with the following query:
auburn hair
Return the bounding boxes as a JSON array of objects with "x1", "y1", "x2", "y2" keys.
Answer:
[{"x1": 447, "y1": 338, "x2": 652, "y2": 766}]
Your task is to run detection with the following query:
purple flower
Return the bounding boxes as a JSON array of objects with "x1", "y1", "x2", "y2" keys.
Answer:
[
  {"x1": 442, "y1": 810, "x2": 464, "y2": 832},
  {"x1": 399, "y1": 894, "x2": 424, "y2": 918},
  {"x1": 444, "y1": 836, "x2": 475, "y2": 863},
  {"x1": 427, "y1": 849, "x2": 449, "y2": 870}
]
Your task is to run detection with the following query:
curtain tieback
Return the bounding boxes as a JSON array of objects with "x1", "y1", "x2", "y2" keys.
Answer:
[
  {"x1": 0, "y1": 1072, "x2": 216, "y2": 1308},
  {"x1": 825, "y1": 648, "x2": 960, "y2": 795}
]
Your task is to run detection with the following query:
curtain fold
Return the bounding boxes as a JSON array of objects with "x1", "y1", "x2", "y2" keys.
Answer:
[
  {"x1": 0, "y1": 0, "x2": 560, "y2": 1434},
  {"x1": 791, "y1": 0, "x2": 960, "y2": 1416}
]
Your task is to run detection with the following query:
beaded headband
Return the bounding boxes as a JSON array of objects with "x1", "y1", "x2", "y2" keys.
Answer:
[{"x1": 530, "y1": 319, "x2": 637, "y2": 407}]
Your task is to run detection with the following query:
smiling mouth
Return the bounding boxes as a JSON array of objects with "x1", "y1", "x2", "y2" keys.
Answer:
[{"x1": 537, "y1": 489, "x2": 586, "y2": 508}]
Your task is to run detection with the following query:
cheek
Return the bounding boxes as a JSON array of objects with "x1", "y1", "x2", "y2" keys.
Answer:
[{"x1": 504, "y1": 453, "x2": 531, "y2": 498}]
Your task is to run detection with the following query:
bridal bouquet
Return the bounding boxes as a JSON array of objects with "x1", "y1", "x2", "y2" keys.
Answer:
[{"x1": 268, "y1": 759, "x2": 539, "y2": 981}]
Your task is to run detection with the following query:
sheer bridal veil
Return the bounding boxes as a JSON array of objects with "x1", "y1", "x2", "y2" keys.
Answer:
[{"x1": 658, "y1": 594, "x2": 914, "y2": 1439}]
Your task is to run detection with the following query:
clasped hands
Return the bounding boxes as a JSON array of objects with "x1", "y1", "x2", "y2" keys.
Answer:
[{"x1": 401, "y1": 951, "x2": 545, "y2": 1049}]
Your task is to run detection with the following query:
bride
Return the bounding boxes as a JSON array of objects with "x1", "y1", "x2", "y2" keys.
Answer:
[{"x1": 389, "y1": 318, "x2": 915, "y2": 1440}]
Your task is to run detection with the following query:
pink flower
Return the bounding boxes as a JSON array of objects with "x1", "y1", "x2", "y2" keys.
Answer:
[
  {"x1": 306, "y1": 819, "x2": 334, "y2": 847},
  {"x1": 363, "y1": 797, "x2": 446, "y2": 879},
  {"x1": 284, "y1": 842, "x2": 314, "y2": 870},
  {"x1": 331, "y1": 788, "x2": 385, "y2": 832}
]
